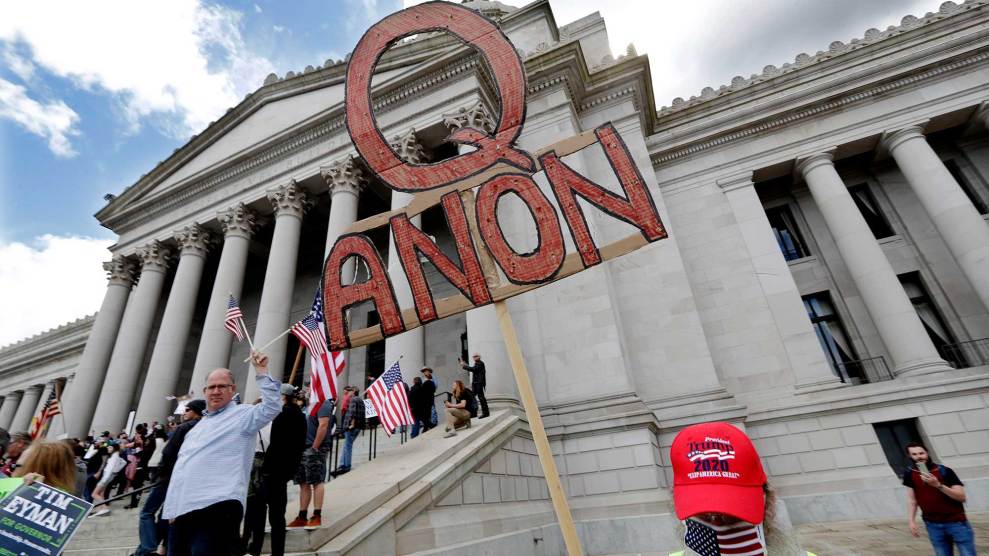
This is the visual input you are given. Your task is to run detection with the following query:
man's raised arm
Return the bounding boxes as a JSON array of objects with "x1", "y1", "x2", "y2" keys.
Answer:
[{"x1": 247, "y1": 350, "x2": 282, "y2": 431}]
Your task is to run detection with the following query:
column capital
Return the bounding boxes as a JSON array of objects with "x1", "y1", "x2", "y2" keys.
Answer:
[
  {"x1": 137, "y1": 240, "x2": 173, "y2": 274},
  {"x1": 267, "y1": 180, "x2": 313, "y2": 220},
  {"x1": 320, "y1": 156, "x2": 368, "y2": 197},
  {"x1": 794, "y1": 150, "x2": 836, "y2": 178},
  {"x1": 715, "y1": 172, "x2": 754, "y2": 193},
  {"x1": 103, "y1": 254, "x2": 137, "y2": 286},
  {"x1": 389, "y1": 128, "x2": 428, "y2": 164},
  {"x1": 880, "y1": 123, "x2": 928, "y2": 153},
  {"x1": 442, "y1": 101, "x2": 495, "y2": 134},
  {"x1": 174, "y1": 223, "x2": 213, "y2": 259},
  {"x1": 218, "y1": 203, "x2": 258, "y2": 239}
]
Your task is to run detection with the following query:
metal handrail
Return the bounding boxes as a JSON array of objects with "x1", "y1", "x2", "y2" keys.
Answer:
[{"x1": 941, "y1": 338, "x2": 989, "y2": 369}]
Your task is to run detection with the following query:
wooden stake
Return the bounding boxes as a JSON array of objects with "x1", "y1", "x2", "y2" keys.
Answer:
[
  {"x1": 287, "y1": 344, "x2": 306, "y2": 385},
  {"x1": 495, "y1": 300, "x2": 584, "y2": 556}
]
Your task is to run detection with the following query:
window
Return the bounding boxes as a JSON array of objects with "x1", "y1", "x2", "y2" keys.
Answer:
[
  {"x1": 898, "y1": 273, "x2": 962, "y2": 367},
  {"x1": 848, "y1": 184, "x2": 894, "y2": 239},
  {"x1": 873, "y1": 419, "x2": 929, "y2": 477},
  {"x1": 943, "y1": 159, "x2": 988, "y2": 215},
  {"x1": 803, "y1": 293, "x2": 859, "y2": 382},
  {"x1": 765, "y1": 206, "x2": 810, "y2": 261},
  {"x1": 460, "y1": 330, "x2": 469, "y2": 362}
]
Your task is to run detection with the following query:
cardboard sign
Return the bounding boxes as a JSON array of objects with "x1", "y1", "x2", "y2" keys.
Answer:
[
  {"x1": 324, "y1": 1, "x2": 667, "y2": 350},
  {"x1": 0, "y1": 481, "x2": 92, "y2": 556}
]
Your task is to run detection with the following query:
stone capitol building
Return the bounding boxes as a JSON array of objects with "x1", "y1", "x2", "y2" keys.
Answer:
[{"x1": 2, "y1": 0, "x2": 989, "y2": 553}]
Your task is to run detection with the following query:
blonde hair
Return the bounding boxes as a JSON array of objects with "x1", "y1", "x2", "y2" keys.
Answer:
[
  {"x1": 452, "y1": 379, "x2": 465, "y2": 398},
  {"x1": 14, "y1": 441, "x2": 78, "y2": 494}
]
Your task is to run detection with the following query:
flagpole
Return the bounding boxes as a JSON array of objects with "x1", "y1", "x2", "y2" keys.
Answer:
[
  {"x1": 243, "y1": 327, "x2": 293, "y2": 362},
  {"x1": 230, "y1": 291, "x2": 255, "y2": 350},
  {"x1": 287, "y1": 344, "x2": 306, "y2": 385}
]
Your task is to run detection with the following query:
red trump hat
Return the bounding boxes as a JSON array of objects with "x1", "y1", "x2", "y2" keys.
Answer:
[{"x1": 670, "y1": 422, "x2": 767, "y2": 524}]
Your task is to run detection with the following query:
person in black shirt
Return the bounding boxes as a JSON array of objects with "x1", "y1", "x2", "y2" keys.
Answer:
[
  {"x1": 902, "y1": 441, "x2": 974, "y2": 555},
  {"x1": 459, "y1": 353, "x2": 489, "y2": 418}
]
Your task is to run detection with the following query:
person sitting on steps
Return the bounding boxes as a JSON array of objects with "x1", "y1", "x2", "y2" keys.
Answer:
[{"x1": 443, "y1": 380, "x2": 476, "y2": 438}]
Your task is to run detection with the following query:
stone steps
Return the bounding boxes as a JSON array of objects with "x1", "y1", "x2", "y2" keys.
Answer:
[{"x1": 65, "y1": 412, "x2": 516, "y2": 555}]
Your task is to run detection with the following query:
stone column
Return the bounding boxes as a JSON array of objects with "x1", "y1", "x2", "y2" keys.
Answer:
[
  {"x1": 718, "y1": 174, "x2": 841, "y2": 390},
  {"x1": 191, "y1": 204, "x2": 258, "y2": 390},
  {"x1": 321, "y1": 158, "x2": 367, "y2": 387},
  {"x1": 10, "y1": 385, "x2": 43, "y2": 433},
  {"x1": 384, "y1": 130, "x2": 426, "y2": 383},
  {"x1": 91, "y1": 241, "x2": 173, "y2": 434},
  {"x1": 882, "y1": 125, "x2": 989, "y2": 311},
  {"x1": 442, "y1": 107, "x2": 519, "y2": 406},
  {"x1": 136, "y1": 224, "x2": 213, "y2": 423},
  {"x1": 63, "y1": 256, "x2": 136, "y2": 437},
  {"x1": 0, "y1": 392, "x2": 22, "y2": 430},
  {"x1": 797, "y1": 152, "x2": 948, "y2": 376},
  {"x1": 248, "y1": 181, "x2": 312, "y2": 399}
]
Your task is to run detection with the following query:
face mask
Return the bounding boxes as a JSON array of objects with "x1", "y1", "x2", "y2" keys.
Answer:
[{"x1": 684, "y1": 517, "x2": 766, "y2": 555}]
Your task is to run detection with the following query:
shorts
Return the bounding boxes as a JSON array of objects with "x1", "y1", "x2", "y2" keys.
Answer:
[{"x1": 294, "y1": 448, "x2": 330, "y2": 485}]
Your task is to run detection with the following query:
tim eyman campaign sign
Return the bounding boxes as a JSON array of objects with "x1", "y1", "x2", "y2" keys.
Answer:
[{"x1": 0, "y1": 478, "x2": 92, "y2": 556}]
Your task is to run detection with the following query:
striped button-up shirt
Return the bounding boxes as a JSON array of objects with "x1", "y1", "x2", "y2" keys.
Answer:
[{"x1": 162, "y1": 373, "x2": 281, "y2": 519}]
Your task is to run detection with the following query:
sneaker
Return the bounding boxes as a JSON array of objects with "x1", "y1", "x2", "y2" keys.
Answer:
[
  {"x1": 287, "y1": 517, "x2": 308, "y2": 528},
  {"x1": 444, "y1": 431, "x2": 457, "y2": 438},
  {"x1": 306, "y1": 515, "x2": 322, "y2": 528},
  {"x1": 91, "y1": 509, "x2": 110, "y2": 517}
]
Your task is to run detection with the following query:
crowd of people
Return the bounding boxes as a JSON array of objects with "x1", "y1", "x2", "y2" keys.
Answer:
[{"x1": 0, "y1": 346, "x2": 976, "y2": 555}]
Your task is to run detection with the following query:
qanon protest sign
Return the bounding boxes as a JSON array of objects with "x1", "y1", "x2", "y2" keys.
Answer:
[
  {"x1": 323, "y1": 1, "x2": 668, "y2": 350},
  {"x1": 0, "y1": 481, "x2": 92, "y2": 556}
]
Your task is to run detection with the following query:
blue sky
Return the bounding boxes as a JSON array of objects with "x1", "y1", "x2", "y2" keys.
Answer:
[{"x1": 0, "y1": 0, "x2": 937, "y2": 345}]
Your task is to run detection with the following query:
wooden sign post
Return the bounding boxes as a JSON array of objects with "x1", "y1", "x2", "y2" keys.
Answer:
[{"x1": 327, "y1": 3, "x2": 670, "y2": 554}]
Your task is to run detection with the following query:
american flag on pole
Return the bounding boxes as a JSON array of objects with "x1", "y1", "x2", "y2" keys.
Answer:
[
  {"x1": 225, "y1": 294, "x2": 246, "y2": 341},
  {"x1": 29, "y1": 389, "x2": 61, "y2": 440},
  {"x1": 290, "y1": 288, "x2": 343, "y2": 416},
  {"x1": 366, "y1": 361, "x2": 413, "y2": 436},
  {"x1": 684, "y1": 519, "x2": 765, "y2": 556}
]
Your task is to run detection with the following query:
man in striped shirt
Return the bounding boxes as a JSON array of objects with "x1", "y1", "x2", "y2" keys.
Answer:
[{"x1": 161, "y1": 351, "x2": 281, "y2": 555}]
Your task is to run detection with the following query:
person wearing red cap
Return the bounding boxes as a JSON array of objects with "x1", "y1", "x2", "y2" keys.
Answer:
[{"x1": 668, "y1": 422, "x2": 816, "y2": 556}]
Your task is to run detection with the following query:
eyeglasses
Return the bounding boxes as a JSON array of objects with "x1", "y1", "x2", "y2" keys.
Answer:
[{"x1": 204, "y1": 384, "x2": 234, "y2": 392}]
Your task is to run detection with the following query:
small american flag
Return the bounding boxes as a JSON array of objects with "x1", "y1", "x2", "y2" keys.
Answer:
[
  {"x1": 29, "y1": 389, "x2": 61, "y2": 440},
  {"x1": 225, "y1": 294, "x2": 245, "y2": 341},
  {"x1": 291, "y1": 288, "x2": 343, "y2": 416},
  {"x1": 366, "y1": 361, "x2": 414, "y2": 436},
  {"x1": 684, "y1": 519, "x2": 765, "y2": 556}
]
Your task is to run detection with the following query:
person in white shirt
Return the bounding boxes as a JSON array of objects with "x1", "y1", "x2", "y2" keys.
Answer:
[{"x1": 91, "y1": 443, "x2": 126, "y2": 516}]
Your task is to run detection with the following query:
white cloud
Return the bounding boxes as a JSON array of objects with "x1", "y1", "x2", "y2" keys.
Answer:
[
  {"x1": 0, "y1": 78, "x2": 80, "y2": 157},
  {"x1": 1, "y1": 46, "x2": 35, "y2": 82},
  {"x1": 273, "y1": 25, "x2": 286, "y2": 33},
  {"x1": 0, "y1": 235, "x2": 113, "y2": 347},
  {"x1": 254, "y1": 3, "x2": 263, "y2": 13},
  {"x1": 0, "y1": 0, "x2": 276, "y2": 138}
]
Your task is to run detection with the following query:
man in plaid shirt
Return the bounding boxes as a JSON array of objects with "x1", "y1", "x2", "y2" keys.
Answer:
[{"x1": 333, "y1": 387, "x2": 365, "y2": 476}]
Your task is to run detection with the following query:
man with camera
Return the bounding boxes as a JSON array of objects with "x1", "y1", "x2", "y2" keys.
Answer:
[{"x1": 458, "y1": 353, "x2": 489, "y2": 419}]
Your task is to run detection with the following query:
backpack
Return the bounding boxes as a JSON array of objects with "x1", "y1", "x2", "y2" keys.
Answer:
[{"x1": 463, "y1": 388, "x2": 478, "y2": 418}]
